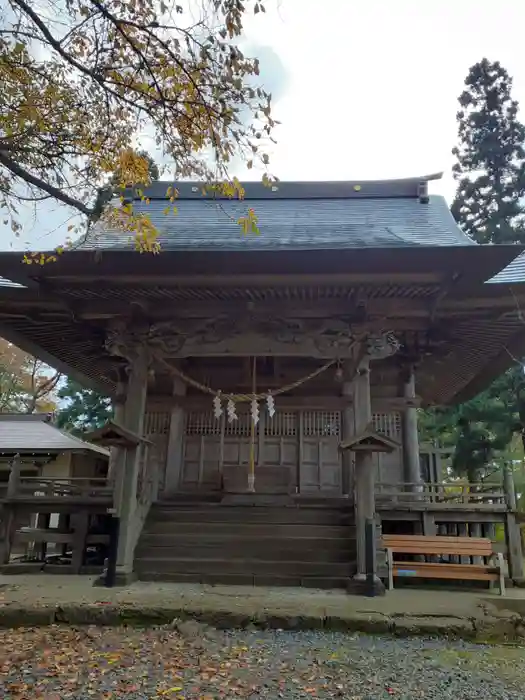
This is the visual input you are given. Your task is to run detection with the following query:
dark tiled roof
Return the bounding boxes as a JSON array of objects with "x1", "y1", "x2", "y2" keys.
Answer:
[
  {"x1": 80, "y1": 177, "x2": 475, "y2": 252},
  {"x1": 0, "y1": 414, "x2": 109, "y2": 456},
  {"x1": 487, "y1": 251, "x2": 525, "y2": 283}
]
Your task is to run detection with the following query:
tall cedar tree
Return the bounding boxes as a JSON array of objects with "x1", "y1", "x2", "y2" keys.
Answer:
[
  {"x1": 451, "y1": 59, "x2": 525, "y2": 243},
  {"x1": 425, "y1": 59, "x2": 525, "y2": 480}
]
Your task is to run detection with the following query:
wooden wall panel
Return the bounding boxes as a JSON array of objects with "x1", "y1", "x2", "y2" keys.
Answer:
[
  {"x1": 371, "y1": 409, "x2": 403, "y2": 485},
  {"x1": 143, "y1": 411, "x2": 170, "y2": 492}
]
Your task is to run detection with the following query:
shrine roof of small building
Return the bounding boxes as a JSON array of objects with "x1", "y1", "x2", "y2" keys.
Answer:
[
  {"x1": 82, "y1": 174, "x2": 479, "y2": 253},
  {"x1": 0, "y1": 414, "x2": 110, "y2": 457}
]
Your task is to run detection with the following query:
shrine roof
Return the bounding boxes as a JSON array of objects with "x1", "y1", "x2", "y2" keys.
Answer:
[
  {"x1": 0, "y1": 414, "x2": 109, "y2": 456},
  {"x1": 0, "y1": 175, "x2": 523, "y2": 405},
  {"x1": 487, "y1": 251, "x2": 525, "y2": 284},
  {"x1": 82, "y1": 175, "x2": 476, "y2": 252}
]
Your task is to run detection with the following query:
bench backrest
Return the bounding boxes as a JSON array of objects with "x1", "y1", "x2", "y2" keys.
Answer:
[{"x1": 382, "y1": 534, "x2": 493, "y2": 557}]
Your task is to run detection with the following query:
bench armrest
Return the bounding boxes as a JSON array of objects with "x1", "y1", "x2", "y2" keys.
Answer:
[{"x1": 386, "y1": 547, "x2": 394, "y2": 590}]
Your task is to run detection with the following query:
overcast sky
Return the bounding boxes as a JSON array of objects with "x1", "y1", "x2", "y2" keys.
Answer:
[{"x1": 10, "y1": 0, "x2": 525, "y2": 251}]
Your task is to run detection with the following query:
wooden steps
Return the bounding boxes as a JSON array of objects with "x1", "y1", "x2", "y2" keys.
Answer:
[{"x1": 134, "y1": 501, "x2": 356, "y2": 588}]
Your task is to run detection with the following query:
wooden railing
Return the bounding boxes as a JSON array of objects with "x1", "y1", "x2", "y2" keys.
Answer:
[
  {"x1": 4, "y1": 475, "x2": 113, "y2": 502},
  {"x1": 375, "y1": 482, "x2": 507, "y2": 507}
]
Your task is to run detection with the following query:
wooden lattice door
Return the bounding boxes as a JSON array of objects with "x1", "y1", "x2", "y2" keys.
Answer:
[
  {"x1": 181, "y1": 411, "x2": 223, "y2": 490},
  {"x1": 299, "y1": 410, "x2": 342, "y2": 494}
]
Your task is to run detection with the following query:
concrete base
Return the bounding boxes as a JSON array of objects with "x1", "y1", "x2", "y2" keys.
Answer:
[
  {"x1": 0, "y1": 562, "x2": 44, "y2": 575},
  {"x1": 2, "y1": 574, "x2": 525, "y2": 639},
  {"x1": 92, "y1": 570, "x2": 137, "y2": 588},
  {"x1": 348, "y1": 573, "x2": 386, "y2": 597}
]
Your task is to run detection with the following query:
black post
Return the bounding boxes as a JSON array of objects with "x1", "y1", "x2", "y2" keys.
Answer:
[
  {"x1": 104, "y1": 516, "x2": 120, "y2": 588},
  {"x1": 364, "y1": 517, "x2": 377, "y2": 597}
]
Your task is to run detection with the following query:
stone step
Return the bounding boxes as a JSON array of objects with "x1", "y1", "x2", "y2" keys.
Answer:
[
  {"x1": 134, "y1": 556, "x2": 354, "y2": 578},
  {"x1": 158, "y1": 492, "x2": 223, "y2": 503},
  {"x1": 150, "y1": 506, "x2": 353, "y2": 526},
  {"x1": 145, "y1": 521, "x2": 353, "y2": 538},
  {"x1": 135, "y1": 502, "x2": 357, "y2": 588},
  {"x1": 137, "y1": 571, "x2": 351, "y2": 589},
  {"x1": 135, "y1": 541, "x2": 355, "y2": 562},
  {"x1": 139, "y1": 532, "x2": 355, "y2": 548}
]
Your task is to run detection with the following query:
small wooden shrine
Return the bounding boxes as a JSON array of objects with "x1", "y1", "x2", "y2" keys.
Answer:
[{"x1": 0, "y1": 174, "x2": 524, "y2": 588}]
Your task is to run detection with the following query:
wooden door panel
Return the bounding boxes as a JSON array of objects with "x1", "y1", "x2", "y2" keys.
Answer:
[
  {"x1": 300, "y1": 436, "x2": 342, "y2": 494},
  {"x1": 319, "y1": 439, "x2": 342, "y2": 491}
]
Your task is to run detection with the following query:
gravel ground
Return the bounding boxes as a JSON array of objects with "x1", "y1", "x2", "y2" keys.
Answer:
[{"x1": 0, "y1": 624, "x2": 523, "y2": 699}]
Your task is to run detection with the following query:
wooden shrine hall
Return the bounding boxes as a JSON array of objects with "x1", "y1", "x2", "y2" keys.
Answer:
[{"x1": 0, "y1": 173, "x2": 524, "y2": 591}]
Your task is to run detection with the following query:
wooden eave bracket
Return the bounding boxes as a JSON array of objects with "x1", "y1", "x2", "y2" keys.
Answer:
[
  {"x1": 84, "y1": 421, "x2": 152, "y2": 448},
  {"x1": 339, "y1": 426, "x2": 401, "y2": 454}
]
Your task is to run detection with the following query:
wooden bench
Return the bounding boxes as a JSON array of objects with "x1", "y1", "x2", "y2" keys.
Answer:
[{"x1": 382, "y1": 535, "x2": 505, "y2": 595}]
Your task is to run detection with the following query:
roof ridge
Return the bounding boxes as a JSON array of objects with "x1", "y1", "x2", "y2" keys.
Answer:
[{"x1": 122, "y1": 174, "x2": 443, "y2": 202}]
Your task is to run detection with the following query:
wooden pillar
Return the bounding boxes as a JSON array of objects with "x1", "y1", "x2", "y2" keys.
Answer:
[
  {"x1": 503, "y1": 462, "x2": 517, "y2": 511},
  {"x1": 353, "y1": 357, "x2": 371, "y2": 577},
  {"x1": 115, "y1": 347, "x2": 149, "y2": 581},
  {"x1": 506, "y1": 512, "x2": 524, "y2": 581},
  {"x1": 341, "y1": 377, "x2": 354, "y2": 497},
  {"x1": 351, "y1": 357, "x2": 385, "y2": 593},
  {"x1": 164, "y1": 377, "x2": 187, "y2": 495},
  {"x1": 351, "y1": 354, "x2": 385, "y2": 594},
  {"x1": 107, "y1": 378, "x2": 126, "y2": 485},
  {"x1": 401, "y1": 367, "x2": 422, "y2": 487},
  {"x1": 500, "y1": 461, "x2": 523, "y2": 580},
  {"x1": 0, "y1": 456, "x2": 21, "y2": 564},
  {"x1": 6, "y1": 455, "x2": 20, "y2": 499},
  {"x1": 71, "y1": 512, "x2": 89, "y2": 573}
]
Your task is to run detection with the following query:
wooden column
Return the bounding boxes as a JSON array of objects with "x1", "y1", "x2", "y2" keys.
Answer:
[
  {"x1": 107, "y1": 378, "x2": 126, "y2": 485},
  {"x1": 164, "y1": 377, "x2": 187, "y2": 495},
  {"x1": 352, "y1": 358, "x2": 378, "y2": 581},
  {"x1": 506, "y1": 512, "x2": 523, "y2": 581},
  {"x1": 503, "y1": 462, "x2": 517, "y2": 511},
  {"x1": 115, "y1": 347, "x2": 149, "y2": 581},
  {"x1": 401, "y1": 367, "x2": 422, "y2": 487},
  {"x1": 503, "y1": 462, "x2": 523, "y2": 580},
  {"x1": 341, "y1": 377, "x2": 354, "y2": 497},
  {"x1": 0, "y1": 456, "x2": 21, "y2": 564}
]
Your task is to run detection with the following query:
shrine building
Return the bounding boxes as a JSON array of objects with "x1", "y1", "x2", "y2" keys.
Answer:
[{"x1": 0, "y1": 173, "x2": 524, "y2": 591}]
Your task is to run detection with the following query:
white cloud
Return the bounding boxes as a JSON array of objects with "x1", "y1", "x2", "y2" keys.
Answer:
[{"x1": 9, "y1": 0, "x2": 525, "y2": 249}]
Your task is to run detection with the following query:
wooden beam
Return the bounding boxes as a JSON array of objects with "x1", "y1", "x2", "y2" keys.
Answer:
[
  {"x1": 71, "y1": 297, "x2": 436, "y2": 320},
  {"x1": 39, "y1": 272, "x2": 445, "y2": 286},
  {"x1": 146, "y1": 395, "x2": 350, "y2": 411},
  {"x1": 372, "y1": 397, "x2": 422, "y2": 410}
]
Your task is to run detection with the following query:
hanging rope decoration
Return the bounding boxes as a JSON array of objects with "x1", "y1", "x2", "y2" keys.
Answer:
[
  {"x1": 250, "y1": 397, "x2": 260, "y2": 425},
  {"x1": 154, "y1": 353, "x2": 336, "y2": 421}
]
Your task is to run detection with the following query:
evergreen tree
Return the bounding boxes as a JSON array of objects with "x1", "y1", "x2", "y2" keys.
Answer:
[
  {"x1": 56, "y1": 379, "x2": 112, "y2": 436},
  {"x1": 423, "y1": 59, "x2": 525, "y2": 482},
  {"x1": 421, "y1": 371, "x2": 518, "y2": 482},
  {"x1": 451, "y1": 58, "x2": 525, "y2": 244}
]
